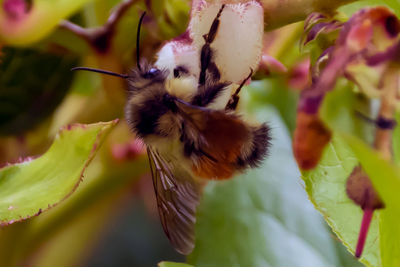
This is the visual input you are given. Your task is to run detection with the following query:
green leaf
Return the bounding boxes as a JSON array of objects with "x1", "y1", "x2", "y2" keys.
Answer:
[
  {"x1": 158, "y1": 262, "x2": 193, "y2": 267},
  {"x1": 0, "y1": 120, "x2": 118, "y2": 224},
  {"x1": 383, "y1": 0, "x2": 400, "y2": 16},
  {"x1": 163, "y1": 0, "x2": 190, "y2": 36},
  {"x1": 302, "y1": 135, "x2": 379, "y2": 267},
  {"x1": 111, "y1": 3, "x2": 142, "y2": 60},
  {"x1": 188, "y1": 107, "x2": 361, "y2": 267},
  {"x1": 338, "y1": 0, "x2": 400, "y2": 17},
  {"x1": 0, "y1": 0, "x2": 94, "y2": 45},
  {"x1": 320, "y1": 80, "x2": 373, "y2": 142},
  {"x1": 380, "y1": 208, "x2": 400, "y2": 267},
  {"x1": 155, "y1": 0, "x2": 189, "y2": 39},
  {"x1": 339, "y1": 1, "x2": 395, "y2": 17},
  {"x1": 111, "y1": 0, "x2": 189, "y2": 61},
  {"x1": 90, "y1": 0, "x2": 121, "y2": 26},
  {"x1": 340, "y1": 133, "x2": 400, "y2": 267}
]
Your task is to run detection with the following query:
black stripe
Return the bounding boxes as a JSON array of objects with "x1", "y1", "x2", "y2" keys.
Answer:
[
  {"x1": 191, "y1": 83, "x2": 228, "y2": 107},
  {"x1": 131, "y1": 97, "x2": 169, "y2": 138},
  {"x1": 237, "y1": 124, "x2": 271, "y2": 168}
]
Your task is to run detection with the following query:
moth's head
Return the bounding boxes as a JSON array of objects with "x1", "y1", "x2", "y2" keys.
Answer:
[
  {"x1": 125, "y1": 10, "x2": 171, "y2": 93},
  {"x1": 126, "y1": 61, "x2": 168, "y2": 92},
  {"x1": 124, "y1": 62, "x2": 176, "y2": 140}
]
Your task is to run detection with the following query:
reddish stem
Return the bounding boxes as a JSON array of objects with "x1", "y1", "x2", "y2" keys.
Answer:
[{"x1": 355, "y1": 208, "x2": 374, "y2": 258}]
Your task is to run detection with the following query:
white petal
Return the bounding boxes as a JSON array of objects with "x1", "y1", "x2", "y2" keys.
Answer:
[{"x1": 190, "y1": 0, "x2": 264, "y2": 83}]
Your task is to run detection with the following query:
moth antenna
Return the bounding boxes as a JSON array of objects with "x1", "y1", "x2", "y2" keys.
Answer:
[
  {"x1": 136, "y1": 12, "x2": 147, "y2": 72},
  {"x1": 71, "y1": 67, "x2": 129, "y2": 79}
]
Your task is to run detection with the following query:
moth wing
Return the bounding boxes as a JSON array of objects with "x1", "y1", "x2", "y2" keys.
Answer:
[{"x1": 147, "y1": 146, "x2": 202, "y2": 254}]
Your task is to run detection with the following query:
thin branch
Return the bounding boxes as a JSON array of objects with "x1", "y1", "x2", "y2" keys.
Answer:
[
  {"x1": 59, "y1": 20, "x2": 92, "y2": 43},
  {"x1": 105, "y1": 0, "x2": 140, "y2": 33},
  {"x1": 59, "y1": 0, "x2": 139, "y2": 53}
]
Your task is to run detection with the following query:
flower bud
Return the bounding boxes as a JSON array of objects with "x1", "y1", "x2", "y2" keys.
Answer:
[
  {"x1": 293, "y1": 112, "x2": 331, "y2": 170},
  {"x1": 346, "y1": 165, "x2": 384, "y2": 210}
]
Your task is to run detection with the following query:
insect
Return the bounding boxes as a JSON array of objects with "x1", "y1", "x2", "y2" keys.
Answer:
[{"x1": 72, "y1": 5, "x2": 270, "y2": 255}]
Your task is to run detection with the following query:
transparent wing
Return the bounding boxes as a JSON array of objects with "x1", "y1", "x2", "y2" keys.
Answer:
[{"x1": 147, "y1": 146, "x2": 202, "y2": 255}]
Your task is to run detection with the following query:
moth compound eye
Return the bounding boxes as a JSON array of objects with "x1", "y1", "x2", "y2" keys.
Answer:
[
  {"x1": 143, "y1": 68, "x2": 160, "y2": 78},
  {"x1": 149, "y1": 68, "x2": 160, "y2": 75}
]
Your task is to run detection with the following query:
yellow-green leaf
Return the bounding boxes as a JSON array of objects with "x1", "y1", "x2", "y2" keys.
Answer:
[
  {"x1": 302, "y1": 135, "x2": 379, "y2": 267},
  {"x1": 0, "y1": 120, "x2": 118, "y2": 224}
]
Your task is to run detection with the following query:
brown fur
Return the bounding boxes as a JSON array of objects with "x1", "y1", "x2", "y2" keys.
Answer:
[{"x1": 177, "y1": 102, "x2": 256, "y2": 179}]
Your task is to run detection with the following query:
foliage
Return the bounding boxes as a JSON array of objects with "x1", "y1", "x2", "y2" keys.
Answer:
[
  {"x1": 1, "y1": 0, "x2": 400, "y2": 266},
  {"x1": 0, "y1": 120, "x2": 117, "y2": 225},
  {"x1": 188, "y1": 105, "x2": 362, "y2": 267}
]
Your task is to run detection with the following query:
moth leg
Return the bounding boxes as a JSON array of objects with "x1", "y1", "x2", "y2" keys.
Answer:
[
  {"x1": 205, "y1": 61, "x2": 221, "y2": 82},
  {"x1": 199, "y1": 4, "x2": 225, "y2": 85},
  {"x1": 191, "y1": 82, "x2": 229, "y2": 107},
  {"x1": 226, "y1": 69, "x2": 253, "y2": 110}
]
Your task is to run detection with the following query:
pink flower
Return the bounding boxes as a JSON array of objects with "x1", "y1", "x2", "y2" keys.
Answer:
[{"x1": 3, "y1": 0, "x2": 29, "y2": 20}]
